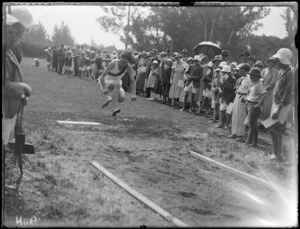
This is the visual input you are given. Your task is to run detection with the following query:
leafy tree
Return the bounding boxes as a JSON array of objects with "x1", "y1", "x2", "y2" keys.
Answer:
[
  {"x1": 52, "y1": 21, "x2": 75, "y2": 47},
  {"x1": 23, "y1": 21, "x2": 51, "y2": 46}
]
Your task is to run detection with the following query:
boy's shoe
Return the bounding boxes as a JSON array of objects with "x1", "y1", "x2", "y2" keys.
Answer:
[
  {"x1": 228, "y1": 134, "x2": 237, "y2": 139},
  {"x1": 102, "y1": 99, "x2": 112, "y2": 109},
  {"x1": 179, "y1": 108, "x2": 185, "y2": 112},
  {"x1": 188, "y1": 109, "x2": 193, "y2": 113},
  {"x1": 112, "y1": 109, "x2": 121, "y2": 117}
]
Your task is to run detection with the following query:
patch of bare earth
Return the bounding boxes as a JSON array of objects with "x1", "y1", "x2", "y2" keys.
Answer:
[{"x1": 4, "y1": 58, "x2": 297, "y2": 227}]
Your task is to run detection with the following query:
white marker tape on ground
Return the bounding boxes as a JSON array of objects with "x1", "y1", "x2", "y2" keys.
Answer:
[
  {"x1": 90, "y1": 161, "x2": 188, "y2": 227},
  {"x1": 189, "y1": 151, "x2": 290, "y2": 194},
  {"x1": 57, "y1": 120, "x2": 102, "y2": 125}
]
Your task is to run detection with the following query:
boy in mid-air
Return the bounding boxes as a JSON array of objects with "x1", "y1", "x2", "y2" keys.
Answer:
[{"x1": 98, "y1": 51, "x2": 137, "y2": 116}]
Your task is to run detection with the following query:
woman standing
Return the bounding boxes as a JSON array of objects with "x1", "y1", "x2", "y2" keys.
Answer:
[
  {"x1": 228, "y1": 63, "x2": 252, "y2": 141},
  {"x1": 259, "y1": 57, "x2": 279, "y2": 121},
  {"x1": 169, "y1": 53, "x2": 187, "y2": 106},
  {"x1": 136, "y1": 52, "x2": 147, "y2": 95},
  {"x1": 146, "y1": 60, "x2": 160, "y2": 100},
  {"x1": 266, "y1": 48, "x2": 294, "y2": 162}
]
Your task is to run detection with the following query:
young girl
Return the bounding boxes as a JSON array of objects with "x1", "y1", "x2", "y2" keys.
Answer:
[
  {"x1": 242, "y1": 68, "x2": 268, "y2": 147},
  {"x1": 146, "y1": 60, "x2": 160, "y2": 101}
]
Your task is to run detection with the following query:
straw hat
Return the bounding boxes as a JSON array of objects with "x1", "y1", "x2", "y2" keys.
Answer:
[
  {"x1": 221, "y1": 65, "x2": 231, "y2": 73},
  {"x1": 174, "y1": 53, "x2": 182, "y2": 59},
  {"x1": 193, "y1": 55, "x2": 201, "y2": 62},
  {"x1": 187, "y1": 57, "x2": 194, "y2": 63},
  {"x1": 272, "y1": 48, "x2": 292, "y2": 65},
  {"x1": 5, "y1": 14, "x2": 26, "y2": 35},
  {"x1": 219, "y1": 61, "x2": 227, "y2": 69},
  {"x1": 152, "y1": 60, "x2": 159, "y2": 65}
]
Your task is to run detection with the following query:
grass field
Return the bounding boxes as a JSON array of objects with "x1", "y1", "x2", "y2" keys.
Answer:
[{"x1": 3, "y1": 57, "x2": 298, "y2": 227}]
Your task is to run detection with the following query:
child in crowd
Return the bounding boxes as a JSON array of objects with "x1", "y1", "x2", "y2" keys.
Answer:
[
  {"x1": 242, "y1": 68, "x2": 268, "y2": 147},
  {"x1": 146, "y1": 60, "x2": 160, "y2": 101},
  {"x1": 216, "y1": 65, "x2": 236, "y2": 128},
  {"x1": 64, "y1": 51, "x2": 72, "y2": 76}
]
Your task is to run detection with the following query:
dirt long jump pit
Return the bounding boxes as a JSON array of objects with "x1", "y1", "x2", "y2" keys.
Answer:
[{"x1": 4, "y1": 110, "x2": 296, "y2": 227}]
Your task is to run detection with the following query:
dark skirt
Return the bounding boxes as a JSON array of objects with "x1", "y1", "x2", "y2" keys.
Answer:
[
  {"x1": 136, "y1": 72, "x2": 146, "y2": 91},
  {"x1": 154, "y1": 76, "x2": 162, "y2": 95}
]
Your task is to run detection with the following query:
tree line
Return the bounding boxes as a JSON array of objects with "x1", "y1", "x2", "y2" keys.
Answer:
[
  {"x1": 21, "y1": 6, "x2": 297, "y2": 64},
  {"x1": 98, "y1": 6, "x2": 297, "y2": 62}
]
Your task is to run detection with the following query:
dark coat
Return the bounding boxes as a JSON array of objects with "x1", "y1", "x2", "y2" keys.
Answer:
[
  {"x1": 220, "y1": 75, "x2": 236, "y2": 104},
  {"x1": 185, "y1": 63, "x2": 203, "y2": 88}
]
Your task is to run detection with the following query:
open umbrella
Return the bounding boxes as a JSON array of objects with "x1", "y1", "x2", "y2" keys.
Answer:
[{"x1": 193, "y1": 41, "x2": 222, "y2": 57}]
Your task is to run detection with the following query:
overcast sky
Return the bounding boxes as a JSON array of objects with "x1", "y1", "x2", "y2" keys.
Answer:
[{"x1": 9, "y1": 4, "x2": 290, "y2": 49}]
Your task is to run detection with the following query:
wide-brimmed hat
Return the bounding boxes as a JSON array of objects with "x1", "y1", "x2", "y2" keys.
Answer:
[
  {"x1": 174, "y1": 53, "x2": 182, "y2": 59},
  {"x1": 181, "y1": 49, "x2": 188, "y2": 54},
  {"x1": 193, "y1": 55, "x2": 201, "y2": 62},
  {"x1": 237, "y1": 63, "x2": 251, "y2": 72},
  {"x1": 146, "y1": 52, "x2": 152, "y2": 57},
  {"x1": 215, "y1": 68, "x2": 221, "y2": 72},
  {"x1": 231, "y1": 62, "x2": 238, "y2": 69},
  {"x1": 165, "y1": 58, "x2": 173, "y2": 64},
  {"x1": 5, "y1": 14, "x2": 26, "y2": 35},
  {"x1": 272, "y1": 48, "x2": 292, "y2": 65},
  {"x1": 152, "y1": 60, "x2": 159, "y2": 65},
  {"x1": 187, "y1": 57, "x2": 194, "y2": 62},
  {"x1": 249, "y1": 67, "x2": 262, "y2": 78},
  {"x1": 267, "y1": 56, "x2": 277, "y2": 62},
  {"x1": 212, "y1": 55, "x2": 222, "y2": 62},
  {"x1": 160, "y1": 51, "x2": 167, "y2": 56},
  {"x1": 221, "y1": 65, "x2": 231, "y2": 73},
  {"x1": 219, "y1": 61, "x2": 227, "y2": 69},
  {"x1": 221, "y1": 50, "x2": 229, "y2": 57},
  {"x1": 240, "y1": 50, "x2": 250, "y2": 57}
]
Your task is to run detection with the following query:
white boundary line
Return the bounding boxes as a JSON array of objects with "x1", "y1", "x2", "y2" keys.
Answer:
[
  {"x1": 57, "y1": 120, "x2": 102, "y2": 125},
  {"x1": 90, "y1": 161, "x2": 188, "y2": 227},
  {"x1": 189, "y1": 151, "x2": 291, "y2": 194}
]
